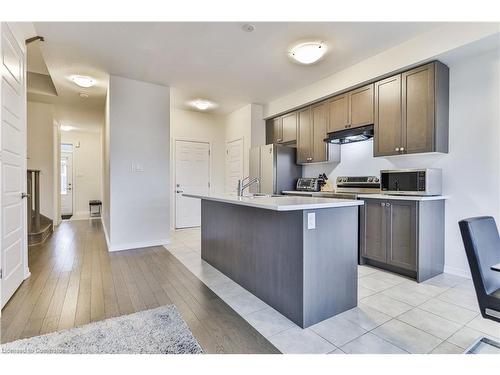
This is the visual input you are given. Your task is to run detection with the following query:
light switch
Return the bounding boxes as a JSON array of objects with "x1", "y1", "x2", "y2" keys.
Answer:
[{"x1": 307, "y1": 212, "x2": 316, "y2": 230}]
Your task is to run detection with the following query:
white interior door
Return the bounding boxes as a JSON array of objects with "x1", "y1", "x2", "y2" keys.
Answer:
[
  {"x1": 175, "y1": 140, "x2": 210, "y2": 229},
  {"x1": 60, "y1": 150, "x2": 73, "y2": 216},
  {"x1": 1, "y1": 23, "x2": 27, "y2": 308},
  {"x1": 225, "y1": 138, "x2": 243, "y2": 194}
]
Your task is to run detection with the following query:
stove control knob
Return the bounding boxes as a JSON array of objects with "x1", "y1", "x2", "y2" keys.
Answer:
[
  {"x1": 374, "y1": 178, "x2": 380, "y2": 183},
  {"x1": 368, "y1": 177, "x2": 373, "y2": 182}
]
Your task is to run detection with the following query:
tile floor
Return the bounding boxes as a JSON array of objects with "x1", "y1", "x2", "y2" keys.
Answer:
[{"x1": 166, "y1": 228, "x2": 500, "y2": 354}]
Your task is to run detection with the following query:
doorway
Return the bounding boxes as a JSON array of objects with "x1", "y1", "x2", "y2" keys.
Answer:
[
  {"x1": 174, "y1": 140, "x2": 210, "y2": 229},
  {"x1": 225, "y1": 138, "x2": 244, "y2": 194},
  {"x1": 60, "y1": 144, "x2": 73, "y2": 219}
]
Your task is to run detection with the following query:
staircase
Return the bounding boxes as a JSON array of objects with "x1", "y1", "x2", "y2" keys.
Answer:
[{"x1": 27, "y1": 169, "x2": 53, "y2": 246}]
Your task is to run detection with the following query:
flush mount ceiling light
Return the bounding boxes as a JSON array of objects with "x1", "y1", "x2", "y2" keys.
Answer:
[
  {"x1": 60, "y1": 125, "x2": 76, "y2": 132},
  {"x1": 70, "y1": 75, "x2": 95, "y2": 88},
  {"x1": 189, "y1": 99, "x2": 214, "y2": 111},
  {"x1": 289, "y1": 41, "x2": 327, "y2": 65}
]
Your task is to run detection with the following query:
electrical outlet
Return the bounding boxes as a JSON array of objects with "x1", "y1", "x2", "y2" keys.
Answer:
[{"x1": 307, "y1": 212, "x2": 316, "y2": 230}]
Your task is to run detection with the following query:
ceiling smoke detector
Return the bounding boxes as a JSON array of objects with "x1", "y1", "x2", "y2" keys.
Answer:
[
  {"x1": 289, "y1": 41, "x2": 327, "y2": 65},
  {"x1": 70, "y1": 75, "x2": 96, "y2": 88},
  {"x1": 241, "y1": 24, "x2": 255, "y2": 32}
]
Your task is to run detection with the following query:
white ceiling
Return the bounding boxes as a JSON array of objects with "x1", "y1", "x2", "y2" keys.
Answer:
[{"x1": 33, "y1": 22, "x2": 444, "y2": 114}]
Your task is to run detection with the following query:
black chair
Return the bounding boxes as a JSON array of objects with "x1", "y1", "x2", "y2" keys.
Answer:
[{"x1": 458, "y1": 216, "x2": 500, "y2": 323}]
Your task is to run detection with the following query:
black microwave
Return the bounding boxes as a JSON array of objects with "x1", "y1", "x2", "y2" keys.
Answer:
[{"x1": 380, "y1": 169, "x2": 442, "y2": 196}]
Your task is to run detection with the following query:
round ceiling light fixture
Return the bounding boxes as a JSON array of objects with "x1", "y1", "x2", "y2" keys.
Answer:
[
  {"x1": 70, "y1": 75, "x2": 96, "y2": 88},
  {"x1": 289, "y1": 41, "x2": 327, "y2": 65},
  {"x1": 60, "y1": 125, "x2": 76, "y2": 132},
  {"x1": 189, "y1": 99, "x2": 215, "y2": 111}
]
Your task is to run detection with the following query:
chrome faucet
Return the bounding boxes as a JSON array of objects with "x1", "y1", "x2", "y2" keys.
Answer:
[{"x1": 237, "y1": 177, "x2": 260, "y2": 197}]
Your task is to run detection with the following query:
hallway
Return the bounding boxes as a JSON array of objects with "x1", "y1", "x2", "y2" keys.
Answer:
[{"x1": 1, "y1": 220, "x2": 278, "y2": 354}]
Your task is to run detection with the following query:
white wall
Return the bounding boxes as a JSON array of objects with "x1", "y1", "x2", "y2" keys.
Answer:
[
  {"x1": 103, "y1": 85, "x2": 111, "y2": 241},
  {"x1": 224, "y1": 103, "x2": 265, "y2": 180},
  {"x1": 302, "y1": 48, "x2": 500, "y2": 277},
  {"x1": 27, "y1": 101, "x2": 55, "y2": 220},
  {"x1": 61, "y1": 129, "x2": 102, "y2": 220},
  {"x1": 106, "y1": 75, "x2": 170, "y2": 251},
  {"x1": 170, "y1": 107, "x2": 225, "y2": 227}
]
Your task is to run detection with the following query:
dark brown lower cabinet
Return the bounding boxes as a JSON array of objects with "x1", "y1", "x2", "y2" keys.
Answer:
[{"x1": 360, "y1": 198, "x2": 444, "y2": 282}]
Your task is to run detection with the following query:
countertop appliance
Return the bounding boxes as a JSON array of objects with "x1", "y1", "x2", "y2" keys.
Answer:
[
  {"x1": 380, "y1": 168, "x2": 442, "y2": 196},
  {"x1": 296, "y1": 177, "x2": 321, "y2": 192},
  {"x1": 283, "y1": 175, "x2": 381, "y2": 198},
  {"x1": 334, "y1": 175, "x2": 381, "y2": 199},
  {"x1": 249, "y1": 144, "x2": 302, "y2": 195},
  {"x1": 324, "y1": 124, "x2": 374, "y2": 144}
]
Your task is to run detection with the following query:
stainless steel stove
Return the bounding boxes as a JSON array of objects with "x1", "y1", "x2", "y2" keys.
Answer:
[{"x1": 333, "y1": 176, "x2": 381, "y2": 199}]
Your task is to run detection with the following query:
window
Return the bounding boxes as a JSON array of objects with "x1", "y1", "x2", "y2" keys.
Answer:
[{"x1": 61, "y1": 159, "x2": 68, "y2": 195}]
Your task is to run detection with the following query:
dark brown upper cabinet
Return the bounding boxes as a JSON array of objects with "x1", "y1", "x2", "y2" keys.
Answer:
[
  {"x1": 281, "y1": 112, "x2": 298, "y2": 143},
  {"x1": 374, "y1": 62, "x2": 449, "y2": 157},
  {"x1": 328, "y1": 84, "x2": 374, "y2": 133},
  {"x1": 374, "y1": 75, "x2": 402, "y2": 156},
  {"x1": 350, "y1": 84, "x2": 374, "y2": 127},
  {"x1": 268, "y1": 113, "x2": 297, "y2": 144},
  {"x1": 327, "y1": 93, "x2": 349, "y2": 133},
  {"x1": 311, "y1": 102, "x2": 329, "y2": 162},
  {"x1": 271, "y1": 117, "x2": 282, "y2": 144},
  {"x1": 297, "y1": 107, "x2": 312, "y2": 164}
]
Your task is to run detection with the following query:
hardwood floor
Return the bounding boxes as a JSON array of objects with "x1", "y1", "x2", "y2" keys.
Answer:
[{"x1": 1, "y1": 220, "x2": 279, "y2": 354}]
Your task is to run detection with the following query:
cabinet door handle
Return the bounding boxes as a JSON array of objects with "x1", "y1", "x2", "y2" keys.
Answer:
[
  {"x1": 381, "y1": 202, "x2": 386, "y2": 206},
  {"x1": 386, "y1": 202, "x2": 391, "y2": 207}
]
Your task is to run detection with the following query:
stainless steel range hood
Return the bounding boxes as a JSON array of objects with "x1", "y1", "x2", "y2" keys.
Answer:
[{"x1": 324, "y1": 124, "x2": 374, "y2": 144}]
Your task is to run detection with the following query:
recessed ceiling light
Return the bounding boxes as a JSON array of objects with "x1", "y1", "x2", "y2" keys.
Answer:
[
  {"x1": 70, "y1": 75, "x2": 96, "y2": 88},
  {"x1": 189, "y1": 99, "x2": 214, "y2": 111},
  {"x1": 242, "y1": 24, "x2": 255, "y2": 32},
  {"x1": 289, "y1": 41, "x2": 327, "y2": 65},
  {"x1": 60, "y1": 125, "x2": 76, "y2": 132}
]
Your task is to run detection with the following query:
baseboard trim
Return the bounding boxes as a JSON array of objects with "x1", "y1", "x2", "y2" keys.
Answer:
[
  {"x1": 101, "y1": 218, "x2": 111, "y2": 250},
  {"x1": 108, "y1": 239, "x2": 171, "y2": 252},
  {"x1": 444, "y1": 265, "x2": 471, "y2": 279}
]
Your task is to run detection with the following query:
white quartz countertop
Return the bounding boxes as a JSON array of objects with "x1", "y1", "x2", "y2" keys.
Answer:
[
  {"x1": 357, "y1": 193, "x2": 449, "y2": 201},
  {"x1": 183, "y1": 193, "x2": 364, "y2": 211},
  {"x1": 282, "y1": 190, "x2": 339, "y2": 197}
]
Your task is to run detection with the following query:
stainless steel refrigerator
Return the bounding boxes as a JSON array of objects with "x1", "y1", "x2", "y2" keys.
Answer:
[{"x1": 249, "y1": 144, "x2": 302, "y2": 194}]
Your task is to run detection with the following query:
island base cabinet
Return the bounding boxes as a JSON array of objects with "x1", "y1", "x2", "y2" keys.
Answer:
[
  {"x1": 360, "y1": 198, "x2": 444, "y2": 282},
  {"x1": 200, "y1": 200, "x2": 358, "y2": 328}
]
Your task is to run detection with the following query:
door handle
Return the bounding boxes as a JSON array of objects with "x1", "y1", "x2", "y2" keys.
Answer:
[
  {"x1": 21, "y1": 192, "x2": 30, "y2": 199},
  {"x1": 176, "y1": 190, "x2": 184, "y2": 193}
]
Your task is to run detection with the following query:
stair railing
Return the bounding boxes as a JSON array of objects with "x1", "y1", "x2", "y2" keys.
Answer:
[{"x1": 27, "y1": 169, "x2": 41, "y2": 232}]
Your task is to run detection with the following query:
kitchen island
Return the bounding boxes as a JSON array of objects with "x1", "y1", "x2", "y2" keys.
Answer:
[{"x1": 184, "y1": 193, "x2": 364, "y2": 328}]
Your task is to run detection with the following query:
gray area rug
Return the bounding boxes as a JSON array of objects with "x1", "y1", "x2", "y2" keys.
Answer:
[{"x1": 1, "y1": 305, "x2": 203, "y2": 354}]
